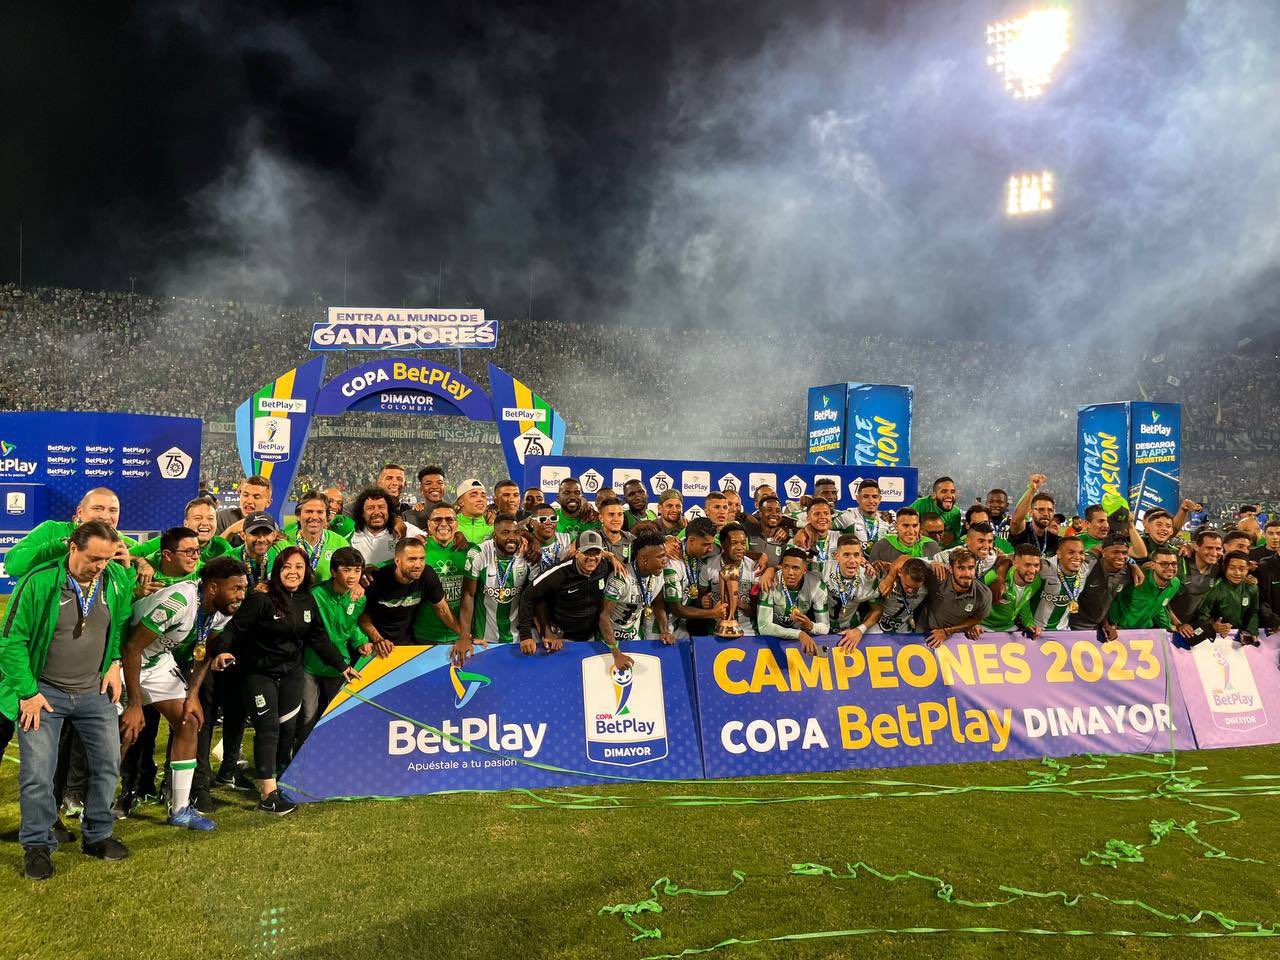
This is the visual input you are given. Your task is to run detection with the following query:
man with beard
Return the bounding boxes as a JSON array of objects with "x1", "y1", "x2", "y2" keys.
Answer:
[
  {"x1": 621, "y1": 478, "x2": 657, "y2": 531},
  {"x1": 833, "y1": 479, "x2": 889, "y2": 546},
  {"x1": 985, "y1": 488, "x2": 1012, "y2": 541},
  {"x1": 214, "y1": 475, "x2": 272, "y2": 543},
  {"x1": 868, "y1": 508, "x2": 941, "y2": 564},
  {"x1": 286, "y1": 492, "x2": 349, "y2": 582},
  {"x1": 554, "y1": 477, "x2": 599, "y2": 537},
  {"x1": 934, "y1": 521, "x2": 999, "y2": 577},
  {"x1": 1010, "y1": 476, "x2": 1059, "y2": 556},
  {"x1": 1070, "y1": 535, "x2": 1141, "y2": 640},
  {"x1": 1169, "y1": 527, "x2": 1225, "y2": 628},
  {"x1": 663, "y1": 517, "x2": 724, "y2": 638},
  {"x1": 757, "y1": 548, "x2": 829, "y2": 656},
  {"x1": 791, "y1": 499, "x2": 841, "y2": 576},
  {"x1": 1110, "y1": 544, "x2": 1182, "y2": 630},
  {"x1": 321, "y1": 487, "x2": 356, "y2": 540},
  {"x1": 121, "y1": 556, "x2": 247, "y2": 831},
  {"x1": 524, "y1": 503, "x2": 575, "y2": 574},
  {"x1": 600, "y1": 531, "x2": 674, "y2": 651},
  {"x1": 518, "y1": 530, "x2": 612, "y2": 656},
  {"x1": 655, "y1": 489, "x2": 687, "y2": 538},
  {"x1": 982, "y1": 545, "x2": 1044, "y2": 636},
  {"x1": 910, "y1": 477, "x2": 961, "y2": 546},
  {"x1": 823, "y1": 535, "x2": 882, "y2": 649},
  {"x1": 360, "y1": 538, "x2": 455, "y2": 654},
  {"x1": 412, "y1": 503, "x2": 473, "y2": 645},
  {"x1": 234, "y1": 512, "x2": 282, "y2": 593},
  {"x1": 519, "y1": 486, "x2": 544, "y2": 520},
  {"x1": 453, "y1": 515, "x2": 532, "y2": 663},
  {"x1": 597, "y1": 498, "x2": 635, "y2": 563},
  {"x1": 747, "y1": 494, "x2": 790, "y2": 567},
  {"x1": 349, "y1": 487, "x2": 424, "y2": 566},
  {"x1": 403, "y1": 466, "x2": 448, "y2": 529},
  {"x1": 920, "y1": 549, "x2": 992, "y2": 648}
]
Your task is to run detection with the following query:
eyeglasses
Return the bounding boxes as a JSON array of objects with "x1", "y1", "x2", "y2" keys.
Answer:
[
  {"x1": 429, "y1": 517, "x2": 457, "y2": 526},
  {"x1": 172, "y1": 548, "x2": 202, "y2": 558}
]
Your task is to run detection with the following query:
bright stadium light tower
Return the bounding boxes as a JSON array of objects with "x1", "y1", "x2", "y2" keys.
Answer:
[
  {"x1": 986, "y1": 8, "x2": 1071, "y2": 99},
  {"x1": 1006, "y1": 171, "x2": 1055, "y2": 216}
]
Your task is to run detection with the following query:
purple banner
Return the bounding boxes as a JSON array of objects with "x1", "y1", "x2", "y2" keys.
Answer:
[
  {"x1": 1170, "y1": 634, "x2": 1280, "y2": 749},
  {"x1": 693, "y1": 631, "x2": 1198, "y2": 778}
]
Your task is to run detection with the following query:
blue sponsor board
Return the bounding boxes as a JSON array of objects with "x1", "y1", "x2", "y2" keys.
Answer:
[
  {"x1": 524, "y1": 455, "x2": 918, "y2": 511},
  {"x1": 1077, "y1": 402, "x2": 1131, "y2": 512},
  {"x1": 313, "y1": 357, "x2": 494, "y2": 420},
  {"x1": 844, "y1": 383, "x2": 913, "y2": 468},
  {"x1": 348, "y1": 389, "x2": 465, "y2": 416},
  {"x1": 1128, "y1": 402, "x2": 1181, "y2": 518},
  {"x1": 309, "y1": 307, "x2": 497, "y2": 351},
  {"x1": 806, "y1": 384, "x2": 848, "y2": 465},
  {"x1": 281, "y1": 641, "x2": 702, "y2": 800}
]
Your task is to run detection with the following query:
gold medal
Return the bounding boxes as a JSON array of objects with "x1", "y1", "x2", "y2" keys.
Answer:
[
  {"x1": 790, "y1": 606, "x2": 802, "y2": 619},
  {"x1": 1067, "y1": 601, "x2": 1079, "y2": 614},
  {"x1": 192, "y1": 642, "x2": 207, "y2": 662}
]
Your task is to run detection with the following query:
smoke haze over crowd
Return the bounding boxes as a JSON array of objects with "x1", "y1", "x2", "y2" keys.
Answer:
[{"x1": 4, "y1": 0, "x2": 1279, "y2": 347}]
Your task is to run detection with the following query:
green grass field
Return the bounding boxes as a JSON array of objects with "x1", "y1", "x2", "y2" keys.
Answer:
[{"x1": 2, "y1": 597, "x2": 1279, "y2": 959}]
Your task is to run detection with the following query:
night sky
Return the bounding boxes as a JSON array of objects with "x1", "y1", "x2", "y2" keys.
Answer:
[{"x1": 3, "y1": 0, "x2": 1278, "y2": 344}]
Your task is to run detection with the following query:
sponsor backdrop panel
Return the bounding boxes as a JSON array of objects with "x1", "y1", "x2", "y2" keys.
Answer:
[
  {"x1": 843, "y1": 383, "x2": 913, "y2": 468},
  {"x1": 806, "y1": 384, "x2": 848, "y2": 465},
  {"x1": 488, "y1": 362, "x2": 567, "y2": 487},
  {"x1": 0, "y1": 411, "x2": 201, "y2": 590},
  {"x1": 1128, "y1": 401, "x2": 1182, "y2": 519},
  {"x1": 1172, "y1": 633, "x2": 1280, "y2": 749},
  {"x1": 310, "y1": 307, "x2": 497, "y2": 351},
  {"x1": 525, "y1": 456, "x2": 919, "y2": 512},
  {"x1": 281, "y1": 641, "x2": 703, "y2": 801},
  {"x1": 693, "y1": 631, "x2": 1198, "y2": 778},
  {"x1": 1077, "y1": 402, "x2": 1131, "y2": 514}
]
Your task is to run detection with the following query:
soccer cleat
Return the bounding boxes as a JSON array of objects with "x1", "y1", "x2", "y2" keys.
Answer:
[
  {"x1": 168, "y1": 806, "x2": 216, "y2": 831},
  {"x1": 112, "y1": 790, "x2": 136, "y2": 820},
  {"x1": 22, "y1": 847, "x2": 54, "y2": 881},
  {"x1": 81, "y1": 836, "x2": 129, "y2": 861},
  {"x1": 256, "y1": 790, "x2": 297, "y2": 816}
]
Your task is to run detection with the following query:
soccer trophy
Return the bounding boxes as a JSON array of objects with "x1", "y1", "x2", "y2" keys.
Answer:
[{"x1": 714, "y1": 562, "x2": 744, "y2": 638}]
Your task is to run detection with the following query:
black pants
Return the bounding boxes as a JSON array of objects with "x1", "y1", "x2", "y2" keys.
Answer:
[
  {"x1": 0, "y1": 713, "x2": 14, "y2": 759},
  {"x1": 243, "y1": 668, "x2": 304, "y2": 781},
  {"x1": 195, "y1": 668, "x2": 247, "y2": 791},
  {"x1": 119, "y1": 704, "x2": 162, "y2": 796},
  {"x1": 294, "y1": 672, "x2": 344, "y2": 754}
]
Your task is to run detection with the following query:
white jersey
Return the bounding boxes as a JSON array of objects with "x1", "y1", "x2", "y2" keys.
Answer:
[
  {"x1": 793, "y1": 529, "x2": 843, "y2": 578},
  {"x1": 699, "y1": 555, "x2": 760, "y2": 635},
  {"x1": 464, "y1": 540, "x2": 532, "y2": 644},
  {"x1": 534, "y1": 532, "x2": 575, "y2": 574},
  {"x1": 823, "y1": 565, "x2": 882, "y2": 630},
  {"x1": 834, "y1": 509, "x2": 888, "y2": 546},
  {"x1": 934, "y1": 544, "x2": 999, "y2": 576},
  {"x1": 604, "y1": 563, "x2": 663, "y2": 641},
  {"x1": 131, "y1": 581, "x2": 230, "y2": 668},
  {"x1": 350, "y1": 522, "x2": 426, "y2": 566}
]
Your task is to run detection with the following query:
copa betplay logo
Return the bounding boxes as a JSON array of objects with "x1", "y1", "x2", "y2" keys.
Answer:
[
  {"x1": 252, "y1": 416, "x2": 291, "y2": 463},
  {"x1": 581, "y1": 653, "x2": 669, "y2": 766},
  {"x1": 1192, "y1": 641, "x2": 1268, "y2": 732},
  {"x1": 0, "y1": 441, "x2": 37, "y2": 477}
]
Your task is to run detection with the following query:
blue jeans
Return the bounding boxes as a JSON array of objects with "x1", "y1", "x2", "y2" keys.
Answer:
[{"x1": 18, "y1": 682, "x2": 121, "y2": 849}]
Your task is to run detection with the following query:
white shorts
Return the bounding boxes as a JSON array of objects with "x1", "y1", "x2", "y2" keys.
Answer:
[{"x1": 138, "y1": 654, "x2": 188, "y2": 705}]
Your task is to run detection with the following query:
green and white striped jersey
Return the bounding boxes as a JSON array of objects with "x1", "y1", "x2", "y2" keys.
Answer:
[
  {"x1": 1031, "y1": 556, "x2": 1095, "y2": 630},
  {"x1": 698, "y1": 555, "x2": 760, "y2": 635},
  {"x1": 464, "y1": 541, "x2": 532, "y2": 644},
  {"x1": 131, "y1": 581, "x2": 230, "y2": 667},
  {"x1": 823, "y1": 565, "x2": 882, "y2": 630}
]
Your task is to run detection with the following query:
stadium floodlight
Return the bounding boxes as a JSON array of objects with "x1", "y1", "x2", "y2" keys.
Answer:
[
  {"x1": 1006, "y1": 171, "x2": 1055, "y2": 216},
  {"x1": 986, "y1": 8, "x2": 1071, "y2": 99}
]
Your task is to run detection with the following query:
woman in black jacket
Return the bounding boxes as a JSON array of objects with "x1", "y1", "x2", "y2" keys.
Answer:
[{"x1": 217, "y1": 546, "x2": 357, "y2": 814}]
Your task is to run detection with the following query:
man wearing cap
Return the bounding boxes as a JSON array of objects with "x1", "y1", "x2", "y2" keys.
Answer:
[
  {"x1": 234, "y1": 512, "x2": 282, "y2": 593},
  {"x1": 517, "y1": 530, "x2": 611, "y2": 652},
  {"x1": 655, "y1": 489, "x2": 686, "y2": 537},
  {"x1": 455, "y1": 479, "x2": 494, "y2": 546}
]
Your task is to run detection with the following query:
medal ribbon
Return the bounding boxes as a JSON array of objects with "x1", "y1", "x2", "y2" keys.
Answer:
[
  {"x1": 68, "y1": 575, "x2": 101, "y2": 638},
  {"x1": 297, "y1": 531, "x2": 325, "y2": 572}
]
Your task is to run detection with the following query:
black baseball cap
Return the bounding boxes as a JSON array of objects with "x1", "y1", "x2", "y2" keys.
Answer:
[{"x1": 244, "y1": 511, "x2": 278, "y2": 534}]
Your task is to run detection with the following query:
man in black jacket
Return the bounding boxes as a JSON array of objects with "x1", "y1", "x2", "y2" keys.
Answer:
[{"x1": 517, "y1": 530, "x2": 609, "y2": 649}]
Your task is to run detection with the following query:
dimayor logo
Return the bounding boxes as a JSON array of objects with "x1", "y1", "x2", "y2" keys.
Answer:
[
  {"x1": 252, "y1": 416, "x2": 291, "y2": 463},
  {"x1": 582, "y1": 653, "x2": 668, "y2": 766},
  {"x1": 0, "y1": 441, "x2": 37, "y2": 477},
  {"x1": 1193, "y1": 641, "x2": 1268, "y2": 732},
  {"x1": 450, "y1": 664, "x2": 491, "y2": 709}
]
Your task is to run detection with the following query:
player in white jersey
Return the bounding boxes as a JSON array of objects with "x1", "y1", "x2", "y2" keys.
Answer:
[
  {"x1": 119, "y1": 555, "x2": 248, "y2": 831},
  {"x1": 453, "y1": 515, "x2": 532, "y2": 663},
  {"x1": 832, "y1": 479, "x2": 890, "y2": 546},
  {"x1": 757, "y1": 548, "x2": 830, "y2": 655},
  {"x1": 790, "y1": 499, "x2": 842, "y2": 576},
  {"x1": 824, "y1": 535, "x2": 883, "y2": 647},
  {"x1": 1031, "y1": 536, "x2": 1094, "y2": 630},
  {"x1": 663, "y1": 517, "x2": 723, "y2": 639},
  {"x1": 697, "y1": 523, "x2": 759, "y2": 635},
  {"x1": 601, "y1": 532, "x2": 674, "y2": 647},
  {"x1": 933, "y1": 522, "x2": 999, "y2": 577},
  {"x1": 524, "y1": 503, "x2": 575, "y2": 573}
]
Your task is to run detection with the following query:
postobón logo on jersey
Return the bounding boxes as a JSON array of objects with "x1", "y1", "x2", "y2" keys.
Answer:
[
  {"x1": 1192, "y1": 641, "x2": 1268, "y2": 732},
  {"x1": 253, "y1": 417, "x2": 291, "y2": 463},
  {"x1": 582, "y1": 654, "x2": 668, "y2": 766},
  {"x1": 0, "y1": 441, "x2": 37, "y2": 477}
]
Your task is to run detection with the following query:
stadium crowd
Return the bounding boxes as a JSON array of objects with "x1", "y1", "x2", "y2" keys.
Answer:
[
  {"x1": 2, "y1": 283, "x2": 1277, "y2": 520},
  {"x1": 2, "y1": 468, "x2": 1278, "y2": 880}
]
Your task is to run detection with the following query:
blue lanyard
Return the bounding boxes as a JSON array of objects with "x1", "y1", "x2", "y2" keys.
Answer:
[
  {"x1": 297, "y1": 532, "x2": 325, "y2": 572},
  {"x1": 68, "y1": 575, "x2": 101, "y2": 638},
  {"x1": 196, "y1": 608, "x2": 216, "y2": 646},
  {"x1": 634, "y1": 563, "x2": 653, "y2": 607}
]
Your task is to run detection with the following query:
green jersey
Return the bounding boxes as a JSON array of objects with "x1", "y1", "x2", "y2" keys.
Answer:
[
  {"x1": 624, "y1": 507, "x2": 657, "y2": 531},
  {"x1": 4, "y1": 520, "x2": 137, "y2": 580},
  {"x1": 1078, "y1": 533, "x2": 1104, "y2": 552},
  {"x1": 1109, "y1": 574, "x2": 1180, "y2": 630},
  {"x1": 458, "y1": 513, "x2": 493, "y2": 546},
  {"x1": 413, "y1": 538, "x2": 471, "y2": 642},
  {"x1": 289, "y1": 528, "x2": 349, "y2": 582},
  {"x1": 556, "y1": 511, "x2": 599, "y2": 537},
  {"x1": 982, "y1": 568, "x2": 1042, "y2": 632},
  {"x1": 308, "y1": 583, "x2": 367, "y2": 677},
  {"x1": 464, "y1": 541, "x2": 532, "y2": 644},
  {"x1": 329, "y1": 515, "x2": 356, "y2": 540},
  {"x1": 130, "y1": 535, "x2": 233, "y2": 566},
  {"x1": 908, "y1": 496, "x2": 962, "y2": 543}
]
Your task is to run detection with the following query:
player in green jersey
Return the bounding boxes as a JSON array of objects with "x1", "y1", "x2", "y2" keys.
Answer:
[
  {"x1": 622, "y1": 478, "x2": 657, "y2": 530},
  {"x1": 413, "y1": 503, "x2": 473, "y2": 643},
  {"x1": 131, "y1": 497, "x2": 233, "y2": 569},
  {"x1": 982, "y1": 545, "x2": 1044, "y2": 634},
  {"x1": 909, "y1": 476, "x2": 961, "y2": 546},
  {"x1": 555, "y1": 477, "x2": 600, "y2": 536},
  {"x1": 1110, "y1": 544, "x2": 1182, "y2": 630},
  {"x1": 453, "y1": 515, "x2": 533, "y2": 663},
  {"x1": 288, "y1": 492, "x2": 350, "y2": 582}
]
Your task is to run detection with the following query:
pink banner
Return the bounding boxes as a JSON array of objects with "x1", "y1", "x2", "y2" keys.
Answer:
[{"x1": 1171, "y1": 633, "x2": 1280, "y2": 749}]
